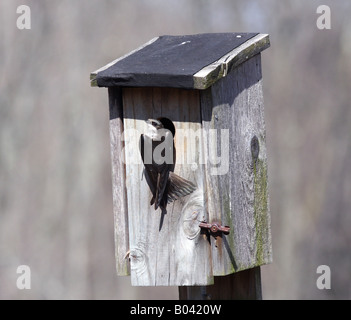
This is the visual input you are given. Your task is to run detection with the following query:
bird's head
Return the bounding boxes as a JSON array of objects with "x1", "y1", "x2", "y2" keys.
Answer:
[
  {"x1": 146, "y1": 119, "x2": 163, "y2": 130},
  {"x1": 146, "y1": 117, "x2": 175, "y2": 138}
]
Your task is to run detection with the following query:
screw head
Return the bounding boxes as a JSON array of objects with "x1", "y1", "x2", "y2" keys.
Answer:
[{"x1": 210, "y1": 224, "x2": 219, "y2": 233}]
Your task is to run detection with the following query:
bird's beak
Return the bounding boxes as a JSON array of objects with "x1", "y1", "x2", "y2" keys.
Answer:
[
  {"x1": 146, "y1": 119, "x2": 162, "y2": 129},
  {"x1": 145, "y1": 119, "x2": 158, "y2": 137}
]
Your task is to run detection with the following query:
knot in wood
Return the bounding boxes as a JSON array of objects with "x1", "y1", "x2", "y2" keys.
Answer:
[
  {"x1": 129, "y1": 247, "x2": 147, "y2": 275},
  {"x1": 250, "y1": 135, "x2": 260, "y2": 161},
  {"x1": 181, "y1": 189, "x2": 205, "y2": 240},
  {"x1": 183, "y1": 210, "x2": 202, "y2": 239}
]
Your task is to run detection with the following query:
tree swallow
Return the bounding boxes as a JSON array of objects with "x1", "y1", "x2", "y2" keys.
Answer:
[{"x1": 139, "y1": 117, "x2": 196, "y2": 211}]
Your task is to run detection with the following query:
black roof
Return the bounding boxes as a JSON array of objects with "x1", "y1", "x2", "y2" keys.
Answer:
[{"x1": 91, "y1": 33, "x2": 269, "y2": 89}]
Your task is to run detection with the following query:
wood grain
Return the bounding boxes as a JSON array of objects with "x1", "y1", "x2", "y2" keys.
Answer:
[
  {"x1": 122, "y1": 87, "x2": 213, "y2": 286},
  {"x1": 201, "y1": 54, "x2": 272, "y2": 276},
  {"x1": 108, "y1": 87, "x2": 130, "y2": 276}
]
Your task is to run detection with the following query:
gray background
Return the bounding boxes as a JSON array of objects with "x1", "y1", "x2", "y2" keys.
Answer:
[{"x1": 1, "y1": 0, "x2": 350, "y2": 299}]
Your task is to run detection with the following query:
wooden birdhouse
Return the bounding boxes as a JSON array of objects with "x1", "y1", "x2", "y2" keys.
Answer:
[{"x1": 91, "y1": 33, "x2": 272, "y2": 297}]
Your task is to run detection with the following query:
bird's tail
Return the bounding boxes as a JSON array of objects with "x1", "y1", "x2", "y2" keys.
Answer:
[{"x1": 167, "y1": 172, "x2": 197, "y2": 203}]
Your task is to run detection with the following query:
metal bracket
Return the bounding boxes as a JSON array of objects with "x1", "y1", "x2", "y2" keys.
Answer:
[{"x1": 199, "y1": 221, "x2": 230, "y2": 236}]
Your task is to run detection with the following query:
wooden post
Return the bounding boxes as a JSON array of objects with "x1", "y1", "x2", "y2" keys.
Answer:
[
  {"x1": 179, "y1": 267, "x2": 262, "y2": 300},
  {"x1": 91, "y1": 33, "x2": 272, "y2": 298}
]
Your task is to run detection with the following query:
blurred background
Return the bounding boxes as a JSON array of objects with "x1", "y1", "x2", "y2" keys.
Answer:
[{"x1": 1, "y1": 0, "x2": 350, "y2": 299}]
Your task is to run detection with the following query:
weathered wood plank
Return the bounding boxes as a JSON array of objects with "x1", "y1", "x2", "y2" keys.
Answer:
[
  {"x1": 108, "y1": 87, "x2": 130, "y2": 275},
  {"x1": 201, "y1": 54, "x2": 272, "y2": 276},
  {"x1": 194, "y1": 34, "x2": 270, "y2": 90},
  {"x1": 179, "y1": 267, "x2": 262, "y2": 300},
  {"x1": 122, "y1": 87, "x2": 213, "y2": 286}
]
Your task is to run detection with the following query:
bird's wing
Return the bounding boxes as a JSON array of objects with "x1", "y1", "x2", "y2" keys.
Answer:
[
  {"x1": 155, "y1": 133, "x2": 174, "y2": 209},
  {"x1": 139, "y1": 134, "x2": 157, "y2": 200},
  {"x1": 167, "y1": 172, "x2": 197, "y2": 203},
  {"x1": 155, "y1": 167, "x2": 170, "y2": 210}
]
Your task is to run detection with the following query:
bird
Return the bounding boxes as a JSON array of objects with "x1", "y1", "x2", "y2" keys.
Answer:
[{"x1": 139, "y1": 117, "x2": 196, "y2": 211}]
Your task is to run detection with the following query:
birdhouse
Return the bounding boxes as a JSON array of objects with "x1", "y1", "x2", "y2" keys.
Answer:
[{"x1": 91, "y1": 33, "x2": 272, "y2": 288}]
